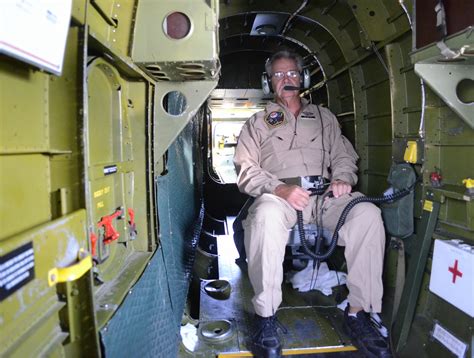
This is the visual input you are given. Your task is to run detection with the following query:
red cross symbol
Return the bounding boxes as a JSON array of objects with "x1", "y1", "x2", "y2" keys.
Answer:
[{"x1": 448, "y1": 259, "x2": 463, "y2": 283}]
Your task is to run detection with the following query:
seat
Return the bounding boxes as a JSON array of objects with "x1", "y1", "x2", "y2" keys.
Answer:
[
  {"x1": 286, "y1": 224, "x2": 332, "y2": 263},
  {"x1": 232, "y1": 198, "x2": 332, "y2": 265}
]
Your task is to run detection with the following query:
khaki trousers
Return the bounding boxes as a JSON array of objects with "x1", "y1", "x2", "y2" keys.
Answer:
[{"x1": 243, "y1": 192, "x2": 385, "y2": 317}]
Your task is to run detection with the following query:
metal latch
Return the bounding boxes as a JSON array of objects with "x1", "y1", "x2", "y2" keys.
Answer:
[{"x1": 48, "y1": 249, "x2": 92, "y2": 286}]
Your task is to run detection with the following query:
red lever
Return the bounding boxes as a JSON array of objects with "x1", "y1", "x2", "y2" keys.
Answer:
[
  {"x1": 90, "y1": 231, "x2": 98, "y2": 256},
  {"x1": 128, "y1": 208, "x2": 138, "y2": 238},
  {"x1": 98, "y1": 208, "x2": 123, "y2": 244},
  {"x1": 128, "y1": 208, "x2": 135, "y2": 227}
]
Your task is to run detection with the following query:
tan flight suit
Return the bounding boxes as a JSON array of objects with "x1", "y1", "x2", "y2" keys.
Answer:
[{"x1": 233, "y1": 99, "x2": 386, "y2": 316}]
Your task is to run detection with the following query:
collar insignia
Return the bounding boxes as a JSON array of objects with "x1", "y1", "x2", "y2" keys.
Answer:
[{"x1": 265, "y1": 111, "x2": 285, "y2": 127}]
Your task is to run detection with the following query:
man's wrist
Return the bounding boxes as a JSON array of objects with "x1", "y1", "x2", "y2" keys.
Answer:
[
  {"x1": 331, "y1": 177, "x2": 352, "y2": 186},
  {"x1": 273, "y1": 184, "x2": 287, "y2": 197},
  {"x1": 270, "y1": 181, "x2": 286, "y2": 195}
]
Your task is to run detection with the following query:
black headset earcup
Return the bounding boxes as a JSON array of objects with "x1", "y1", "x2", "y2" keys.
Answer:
[
  {"x1": 261, "y1": 73, "x2": 272, "y2": 94},
  {"x1": 301, "y1": 68, "x2": 310, "y2": 89}
]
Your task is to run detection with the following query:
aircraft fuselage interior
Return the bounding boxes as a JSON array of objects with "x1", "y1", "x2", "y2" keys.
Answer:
[{"x1": 1, "y1": 0, "x2": 473, "y2": 357}]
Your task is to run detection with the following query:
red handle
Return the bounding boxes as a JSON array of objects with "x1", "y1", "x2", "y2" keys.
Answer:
[{"x1": 98, "y1": 209, "x2": 123, "y2": 244}]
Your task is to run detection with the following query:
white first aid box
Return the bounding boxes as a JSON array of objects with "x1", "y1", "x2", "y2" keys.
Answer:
[{"x1": 429, "y1": 239, "x2": 474, "y2": 317}]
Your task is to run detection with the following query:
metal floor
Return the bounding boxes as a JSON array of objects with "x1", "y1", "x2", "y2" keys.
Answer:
[{"x1": 180, "y1": 221, "x2": 362, "y2": 357}]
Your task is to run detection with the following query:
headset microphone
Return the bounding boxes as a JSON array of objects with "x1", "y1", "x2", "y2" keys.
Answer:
[
  {"x1": 283, "y1": 85, "x2": 300, "y2": 91},
  {"x1": 262, "y1": 68, "x2": 311, "y2": 94}
]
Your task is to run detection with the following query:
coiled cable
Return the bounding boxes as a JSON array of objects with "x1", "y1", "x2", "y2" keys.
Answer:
[{"x1": 296, "y1": 187, "x2": 414, "y2": 261}]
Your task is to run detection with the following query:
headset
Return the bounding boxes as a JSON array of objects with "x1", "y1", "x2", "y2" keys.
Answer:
[{"x1": 261, "y1": 68, "x2": 311, "y2": 95}]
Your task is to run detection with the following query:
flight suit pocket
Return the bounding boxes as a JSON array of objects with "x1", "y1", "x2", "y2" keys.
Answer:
[
  {"x1": 301, "y1": 137, "x2": 329, "y2": 176},
  {"x1": 260, "y1": 134, "x2": 288, "y2": 169},
  {"x1": 302, "y1": 130, "x2": 329, "y2": 163}
]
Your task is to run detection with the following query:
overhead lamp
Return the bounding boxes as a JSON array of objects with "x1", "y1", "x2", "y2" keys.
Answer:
[{"x1": 255, "y1": 24, "x2": 277, "y2": 35}]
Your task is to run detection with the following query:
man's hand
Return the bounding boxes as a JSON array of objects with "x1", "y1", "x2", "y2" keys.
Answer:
[
  {"x1": 329, "y1": 179, "x2": 352, "y2": 198},
  {"x1": 274, "y1": 184, "x2": 310, "y2": 211}
]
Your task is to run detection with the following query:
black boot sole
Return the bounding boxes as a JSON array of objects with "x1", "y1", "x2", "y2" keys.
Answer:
[
  {"x1": 251, "y1": 343, "x2": 282, "y2": 358},
  {"x1": 343, "y1": 322, "x2": 379, "y2": 358}
]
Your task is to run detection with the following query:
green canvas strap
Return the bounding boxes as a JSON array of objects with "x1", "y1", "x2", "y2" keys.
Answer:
[{"x1": 391, "y1": 237, "x2": 405, "y2": 322}]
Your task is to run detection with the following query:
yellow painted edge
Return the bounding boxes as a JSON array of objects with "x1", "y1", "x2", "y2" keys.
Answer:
[{"x1": 218, "y1": 345, "x2": 357, "y2": 357}]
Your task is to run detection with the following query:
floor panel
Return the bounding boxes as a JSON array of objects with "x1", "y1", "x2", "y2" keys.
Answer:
[{"x1": 183, "y1": 231, "x2": 362, "y2": 357}]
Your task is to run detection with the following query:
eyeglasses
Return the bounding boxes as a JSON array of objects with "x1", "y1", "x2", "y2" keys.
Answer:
[{"x1": 272, "y1": 70, "x2": 299, "y2": 79}]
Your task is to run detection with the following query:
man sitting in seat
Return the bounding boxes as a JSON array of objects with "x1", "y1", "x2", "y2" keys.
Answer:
[{"x1": 233, "y1": 50, "x2": 392, "y2": 358}]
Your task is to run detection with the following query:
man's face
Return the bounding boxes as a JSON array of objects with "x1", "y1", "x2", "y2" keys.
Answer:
[{"x1": 270, "y1": 58, "x2": 301, "y2": 100}]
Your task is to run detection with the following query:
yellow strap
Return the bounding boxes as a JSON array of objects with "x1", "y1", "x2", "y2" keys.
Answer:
[
  {"x1": 48, "y1": 249, "x2": 92, "y2": 286},
  {"x1": 391, "y1": 237, "x2": 405, "y2": 321}
]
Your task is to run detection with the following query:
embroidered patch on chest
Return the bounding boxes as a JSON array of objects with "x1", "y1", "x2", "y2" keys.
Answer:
[
  {"x1": 265, "y1": 111, "x2": 285, "y2": 127},
  {"x1": 300, "y1": 111, "x2": 316, "y2": 119}
]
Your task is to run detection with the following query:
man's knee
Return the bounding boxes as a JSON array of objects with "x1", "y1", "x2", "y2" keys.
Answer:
[
  {"x1": 342, "y1": 202, "x2": 385, "y2": 245},
  {"x1": 243, "y1": 194, "x2": 295, "y2": 253},
  {"x1": 246, "y1": 194, "x2": 288, "y2": 224},
  {"x1": 351, "y1": 202, "x2": 382, "y2": 223}
]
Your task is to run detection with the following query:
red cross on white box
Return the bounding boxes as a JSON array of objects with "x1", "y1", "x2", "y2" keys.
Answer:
[
  {"x1": 429, "y1": 239, "x2": 473, "y2": 317},
  {"x1": 448, "y1": 259, "x2": 463, "y2": 284}
]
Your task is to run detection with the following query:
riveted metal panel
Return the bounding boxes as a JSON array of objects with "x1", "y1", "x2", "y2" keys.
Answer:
[
  {"x1": 48, "y1": 27, "x2": 84, "y2": 220},
  {"x1": 87, "y1": 0, "x2": 137, "y2": 57},
  {"x1": 132, "y1": 0, "x2": 220, "y2": 81},
  {"x1": 100, "y1": 117, "x2": 203, "y2": 357},
  {"x1": 86, "y1": 58, "x2": 130, "y2": 297},
  {"x1": 153, "y1": 80, "x2": 217, "y2": 158},
  {"x1": 0, "y1": 58, "x2": 49, "y2": 153},
  {"x1": 71, "y1": 0, "x2": 87, "y2": 25},
  {"x1": 125, "y1": 81, "x2": 152, "y2": 252},
  {"x1": 85, "y1": 58, "x2": 152, "y2": 329},
  {"x1": 386, "y1": 34, "x2": 423, "y2": 138},
  {"x1": 0, "y1": 155, "x2": 51, "y2": 240},
  {"x1": 0, "y1": 27, "x2": 85, "y2": 238},
  {"x1": 346, "y1": 0, "x2": 405, "y2": 41},
  {"x1": 0, "y1": 210, "x2": 88, "y2": 357}
]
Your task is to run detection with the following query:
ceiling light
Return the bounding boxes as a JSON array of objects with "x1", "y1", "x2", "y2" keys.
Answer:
[{"x1": 255, "y1": 24, "x2": 277, "y2": 35}]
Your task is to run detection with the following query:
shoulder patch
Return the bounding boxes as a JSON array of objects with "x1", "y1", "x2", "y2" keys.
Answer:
[{"x1": 265, "y1": 111, "x2": 285, "y2": 128}]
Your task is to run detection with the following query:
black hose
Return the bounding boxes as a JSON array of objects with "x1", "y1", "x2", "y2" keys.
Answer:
[{"x1": 297, "y1": 188, "x2": 412, "y2": 261}]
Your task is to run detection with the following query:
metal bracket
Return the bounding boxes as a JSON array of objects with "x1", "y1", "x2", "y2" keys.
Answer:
[
  {"x1": 154, "y1": 80, "x2": 217, "y2": 158},
  {"x1": 415, "y1": 56, "x2": 474, "y2": 129},
  {"x1": 393, "y1": 198, "x2": 441, "y2": 351}
]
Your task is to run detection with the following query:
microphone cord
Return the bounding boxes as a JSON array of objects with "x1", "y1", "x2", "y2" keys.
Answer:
[{"x1": 296, "y1": 183, "x2": 416, "y2": 262}]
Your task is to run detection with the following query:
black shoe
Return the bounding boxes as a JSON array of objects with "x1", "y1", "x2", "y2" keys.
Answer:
[
  {"x1": 251, "y1": 315, "x2": 284, "y2": 358},
  {"x1": 343, "y1": 306, "x2": 392, "y2": 358}
]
